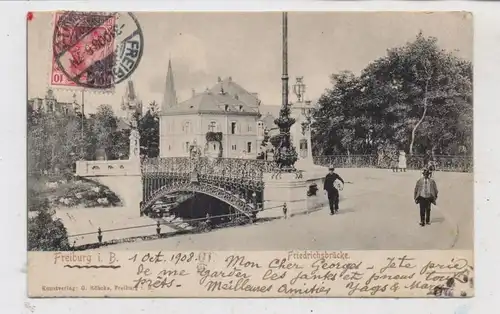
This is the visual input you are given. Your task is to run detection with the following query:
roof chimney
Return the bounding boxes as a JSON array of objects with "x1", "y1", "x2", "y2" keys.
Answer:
[
  {"x1": 191, "y1": 88, "x2": 196, "y2": 97},
  {"x1": 228, "y1": 76, "x2": 232, "y2": 82},
  {"x1": 217, "y1": 76, "x2": 222, "y2": 82}
]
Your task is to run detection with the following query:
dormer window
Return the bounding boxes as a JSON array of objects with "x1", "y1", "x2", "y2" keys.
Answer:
[{"x1": 208, "y1": 121, "x2": 217, "y2": 132}]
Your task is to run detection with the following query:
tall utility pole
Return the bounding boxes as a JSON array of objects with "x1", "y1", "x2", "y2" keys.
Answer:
[
  {"x1": 80, "y1": 89, "x2": 85, "y2": 159},
  {"x1": 282, "y1": 12, "x2": 289, "y2": 109},
  {"x1": 273, "y1": 11, "x2": 298, "y2": 171},
  {"x1": 81, "y1": 89, "x2": 85, "y2": 116}
]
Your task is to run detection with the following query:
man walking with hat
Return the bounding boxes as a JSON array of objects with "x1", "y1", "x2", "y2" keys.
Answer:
[
  {"x1": 414, "y1": 168, "x2": 439, "y2": 226},
  {"x1": 324, "y1": 167, "x2": 345, "y2": 215}
]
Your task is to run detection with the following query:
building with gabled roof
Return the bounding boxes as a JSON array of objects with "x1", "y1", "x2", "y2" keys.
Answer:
[
  {"x1": 161, "y1": 89, "x2": 260, "y2": 117},
  {"x1": 159, "y1": 60, "x2": 266, "y2": 159},
  {"x1": 209, "y1": 77, "x2": 261, "y2": 110}
]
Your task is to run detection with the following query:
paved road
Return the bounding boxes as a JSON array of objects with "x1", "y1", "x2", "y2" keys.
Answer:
[{"x1": 98, "y1": 168, "x2": 473, "y2": 251}]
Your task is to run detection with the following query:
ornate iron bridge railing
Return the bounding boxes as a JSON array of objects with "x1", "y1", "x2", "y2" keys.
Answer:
[
  {"x1": 141, "y1": 157, "x2": 278, "y2": 217},
  {"x1": 313, "y1": 154, "x2": 473, "y2": 173}
]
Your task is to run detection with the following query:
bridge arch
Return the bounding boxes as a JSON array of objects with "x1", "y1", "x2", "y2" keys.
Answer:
[{"x1": 141, "y1": 180, "x2": 256, "y2": 219}]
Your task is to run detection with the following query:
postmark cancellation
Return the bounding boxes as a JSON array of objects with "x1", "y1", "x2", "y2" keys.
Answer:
[{"x1": 50, "y1": 11, "x2": 143, "y2": 91}]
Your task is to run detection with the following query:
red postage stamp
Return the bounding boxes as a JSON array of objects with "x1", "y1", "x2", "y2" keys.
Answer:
[{"x1": 51, "y1": 11, "x2": 117, "y2": 89}]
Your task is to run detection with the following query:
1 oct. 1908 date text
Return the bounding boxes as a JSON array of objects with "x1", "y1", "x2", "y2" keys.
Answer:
[{"x1": 128, "y1": 251, "x2": 212, "y2": 265}]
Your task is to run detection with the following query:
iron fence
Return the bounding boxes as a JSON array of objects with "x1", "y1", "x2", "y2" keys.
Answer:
[
  {"x1": 142, "y1": 157, "x2": 277, "y2": 183},
  {"x1": 313, "y1": 154, "x2": 473, "y2": 173},
  {"x1": 65, "y1": 203, "x2": 287, "y2": 250}
]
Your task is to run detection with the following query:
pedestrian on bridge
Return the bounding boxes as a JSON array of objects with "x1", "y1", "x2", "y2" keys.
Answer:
[
  {"x1": 324, "y1": 167, "x2": 345, "y2": 215},
  {"x1": 414, "y1": 168, "x2": 439, "y2": 227},
  {"x1": 398, "y1": 150, "x2": 407, "y2": 172}
]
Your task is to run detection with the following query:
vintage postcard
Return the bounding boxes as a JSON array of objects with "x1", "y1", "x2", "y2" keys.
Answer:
[{"x1": 27, "y1": 11, "x2": 473, "y2": 298}]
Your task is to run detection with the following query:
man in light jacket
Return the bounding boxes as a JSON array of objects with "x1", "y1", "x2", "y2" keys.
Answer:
[{"x1": 414, "y1": 168, "x2": 439, "y2": 226}]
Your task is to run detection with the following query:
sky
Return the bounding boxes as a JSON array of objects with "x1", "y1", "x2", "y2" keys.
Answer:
[{"x1": 27, "y1": 11, "x2": 472, "y2": 114}]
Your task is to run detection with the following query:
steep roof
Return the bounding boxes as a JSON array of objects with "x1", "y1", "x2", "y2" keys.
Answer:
[
  {"x1": 125, "y1": 80, "x2": 137, "y2": 100},
  {"x1": 259, "y1": 104, "x2": 280, "y2": 117},
  {"x1": 161, "y1": 59, "x2": 178, "y2": 112},
  {"x1": 209, "y1": 77, "x2": 261, "y2": 108},
  {"x1": 161, "y1": 90, "x2": 260, "y2": 116}
]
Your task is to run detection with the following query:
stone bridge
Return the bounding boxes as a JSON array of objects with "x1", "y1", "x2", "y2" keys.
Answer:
[{"x1": 75, "y1": 158, "x2": 142, "y2": 213}]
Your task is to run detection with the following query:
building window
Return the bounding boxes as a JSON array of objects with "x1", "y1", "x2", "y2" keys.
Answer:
[
  {"x1": 224, "y1": 104, "x2": 229, "y2": 112},
  {"x1": 185, "y1": 142, "x2": 190, "y2": 152},
  {"x1": 247, "y1": 142, "x2": 252, "y2": 153},
  {"x1": 300, "y1": 139, "x2": 308, "y2": 150},
  {"x1": 168, "y1": 145, "x2": 171, "y2": 151},
  {"x1": 239, "y1": 105, "x2": 243, "y2": 112},
  {"x1": 232, "y1": 144, "x2": 237, "y2": 151},
  {"x1": 231, "y1": 121, "x2": 237, "y2": 134},
  {"x1": 300, "y1": 139, "x2": 308, "y2": 158},
  {"x1": 247, "y1": 124, "x2": 252, "y2": 133},
  {"x1": 183, "y1": 121, "x2": 191, "y2": 134},
  {"x1": 257, "y1": 121, "x2": 264, "y2": 136},
  {"x1": 208, "y1": 121, "x2": 217, "y2": 132}
]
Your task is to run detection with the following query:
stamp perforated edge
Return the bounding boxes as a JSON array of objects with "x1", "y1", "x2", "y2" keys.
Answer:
[{"x1": 46, "y1": 10, "x2": 118, "y2": 95}]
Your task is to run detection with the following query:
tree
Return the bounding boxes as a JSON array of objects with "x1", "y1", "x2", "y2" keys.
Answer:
[
  {"x1": 28, "y1": 109, "x2": 86, "y2": 172},
  {"x1": 312, "y1": 33, "x2": 472, "y2": 156},
  {"x1": 111, "y1": 129, "x2": 131, "y2": 159},
  {"x1": 138, "y1": 101, "x2": 160, "y2": 158},
  {"x1": 89, "y1": 104, "x2": 119, "y2": 159},
  {"x1": 311, "y1": 71, "x2": 366, "y2": 155},
  {"x1": 27, "y1": 199, "x2": 71, "y2": 251}
]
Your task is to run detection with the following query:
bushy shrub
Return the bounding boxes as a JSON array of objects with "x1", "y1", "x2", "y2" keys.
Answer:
[
  {"x1": 28, "y1": 175, "x2": 122, "y2": 209},
  {"x1": 27, "y1": 209, "x2": 71, "y2": 251}
]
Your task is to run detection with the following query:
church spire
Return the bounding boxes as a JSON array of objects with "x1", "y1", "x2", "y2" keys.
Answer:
[{"x1": 162, "y1": 58, "x2": 178, "y2": 112}]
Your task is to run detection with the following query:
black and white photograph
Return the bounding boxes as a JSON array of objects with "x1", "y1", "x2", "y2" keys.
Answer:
[{"x1": 27, "y1": 11, "x2": 473, "y2": 255}]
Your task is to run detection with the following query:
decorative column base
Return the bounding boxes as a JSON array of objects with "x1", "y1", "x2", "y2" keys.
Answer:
[
  {"x1": 260, "y1": 166, "x2": 329, "y2": 219},
  {"x1": 260, "y1": 172, "x2": 308, "y2": 218}
]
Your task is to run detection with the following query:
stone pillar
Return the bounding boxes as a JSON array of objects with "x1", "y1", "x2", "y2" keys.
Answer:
[
  {"x1": 290, "y1": 102, "x2": 315, "y2": 169},
  {"x1": 260, "y1": 172, "x2": 308, "y2": 218},
  {"x1": 127, "y1": 128, "x2": 142, "y2": 215},
  {"x1": 129, "y1": 128, "x2": 140, "y2": 160},
  {"x1": 302, "y1": 126, "x2": 314, "y2": 166},
  {"x1": 260, "y1": 169, "x2": 329, "y2": 219}
]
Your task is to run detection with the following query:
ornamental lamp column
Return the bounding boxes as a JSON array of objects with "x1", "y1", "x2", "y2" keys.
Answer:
[{"x1": 273, "y1": 11, "x2": 298, "y2": 171}]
